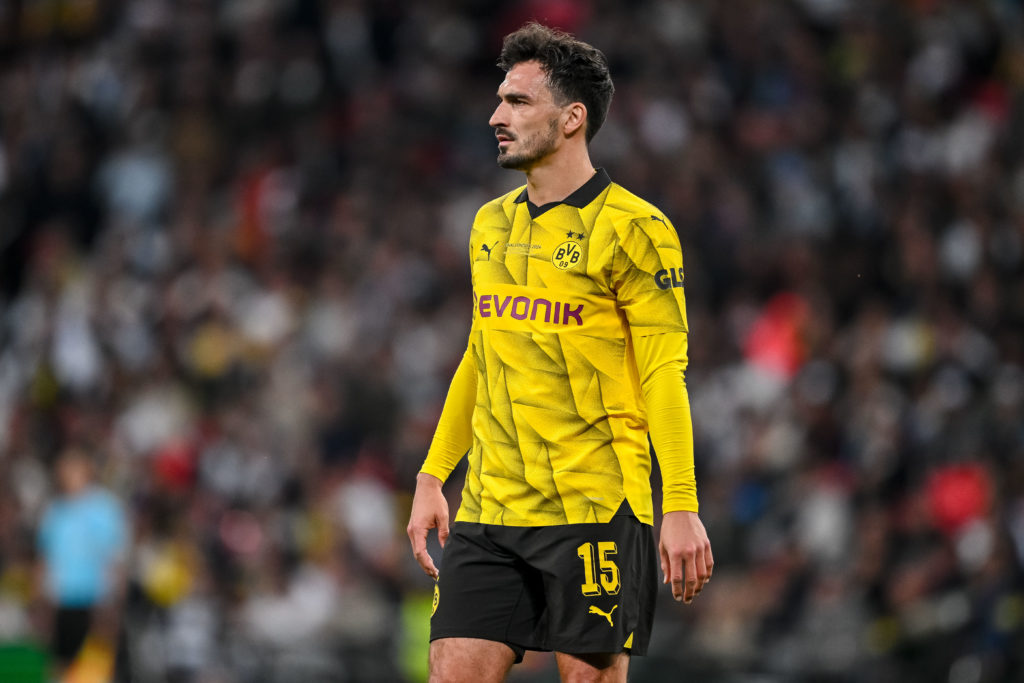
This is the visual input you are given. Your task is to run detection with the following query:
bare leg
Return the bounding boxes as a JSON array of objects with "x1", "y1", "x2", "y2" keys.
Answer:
[
  {"x1": 554, "y1": 651, "x2": 629, "y2": 683},
  {"x1": 429, "y1": 637, "x2": 518, "y2": 683}
]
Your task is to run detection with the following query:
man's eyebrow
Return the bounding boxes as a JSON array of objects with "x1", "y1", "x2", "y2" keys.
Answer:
[{"x1": 497, "y1": 90, "x2": 531, "y2": 102}]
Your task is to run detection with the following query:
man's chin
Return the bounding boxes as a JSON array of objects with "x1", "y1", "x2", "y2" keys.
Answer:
[{"x1": 497, "y1": 153, "x2": 529, "y2": 170}]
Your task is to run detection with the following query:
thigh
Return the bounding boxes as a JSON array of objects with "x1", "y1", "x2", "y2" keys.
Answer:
[
  {"x1": 429, "y1": 637, "x2": 517, "y2": 683},
  {"x1": 527, "y1": 515, "x2": 658, "y2": 656},
  {"x1": 555, "y1": 651, "x2": 630, "y2": 683},
  {"x1": 430, "y1": 523, "x2": 546, "y2": 658}
]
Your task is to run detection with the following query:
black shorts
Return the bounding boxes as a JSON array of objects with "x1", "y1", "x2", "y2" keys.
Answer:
[
  {"x1": 430, "y1": 504, "x2": 657, "y2": 660},
  {"x1": 52, "y1": 606, "x2": 92, "y2": 665}
]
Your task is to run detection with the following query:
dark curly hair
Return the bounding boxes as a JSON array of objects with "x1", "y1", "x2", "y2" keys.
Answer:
[{"x1": 497, "y1": 22, "x2": 615, "y2": 144}]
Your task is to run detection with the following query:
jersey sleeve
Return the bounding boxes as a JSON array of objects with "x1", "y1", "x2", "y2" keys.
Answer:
[
  {"x1": 613, "y1": 213, "x2": 697, "y2": 512},
  {"x1": 633, "y1": 332, "x2": 698, "y2": 513},
  {"x1": 419, "y1": 343, "x2": 476, "y2": 482},
  {"x1": 610, "y1": 214, "x2": 688, "y2": 337}
]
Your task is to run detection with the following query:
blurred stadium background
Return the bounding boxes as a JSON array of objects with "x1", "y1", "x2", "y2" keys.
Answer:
[{"x1": 1, "y1": 0, "x2": 1023, "y2": 681}]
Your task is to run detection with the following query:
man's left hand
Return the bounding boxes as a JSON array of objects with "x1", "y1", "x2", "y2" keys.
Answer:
[{"x1": 659, "y1": 510, "x2": 713, "y2": 603}]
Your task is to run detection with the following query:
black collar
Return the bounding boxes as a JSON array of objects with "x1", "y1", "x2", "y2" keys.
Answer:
[{"x1": 514, "y1": 168, "x2": 611, "y2": 218}]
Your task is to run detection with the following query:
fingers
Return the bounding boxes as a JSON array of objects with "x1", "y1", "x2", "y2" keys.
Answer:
[
  {"x1": 406, "y1": 521, "x2": 440, "y2": 579},
  {"x1": 660, "y1": 547, "x2": 669, "y2": 587},
  {"x1": 683, "y1": 550, "x2": 699, "y2": 603},
  {"x1": 687, "y1": 542, "x2": 714, "y2": 603},
  {"x1": 406, "y1": 482, "x2": 449, "y2": 580},
  {"x1": 660, "y1": 542, "x2": 686, "y2": 601},
  {"x1": 438, "y1": 520, "x2": 450, "y2": 549},
  {"x1": 672, "y1": 569, "x2": 685, "y2": 602},
  {"x1": 661, "y1": 541, "x2": 714, "y2": 604},
  {"x1": 418, "y1": 551, "x2": 439, "y2": 580}
]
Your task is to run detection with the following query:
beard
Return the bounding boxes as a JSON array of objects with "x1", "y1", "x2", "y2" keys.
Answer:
[{"x1": 496, "y1": 119, "x2": 559, "y2": 170}]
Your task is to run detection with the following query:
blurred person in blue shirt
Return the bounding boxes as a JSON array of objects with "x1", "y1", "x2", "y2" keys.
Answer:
[{"x1": 36, "y1": 447, "x2": 128, "y2": 674}]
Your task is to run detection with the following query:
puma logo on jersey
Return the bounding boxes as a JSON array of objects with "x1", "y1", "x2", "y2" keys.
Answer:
[
  {"x1": 479, "y1": 241, "x2": 499, "y2": 260},
  {"x1": 588, "y1": 605, "x2": 618, "y2": 627}
]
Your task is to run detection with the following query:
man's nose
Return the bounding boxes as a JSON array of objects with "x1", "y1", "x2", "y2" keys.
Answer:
[{"x1": 489, "y1": 102, "x2": 508, "y2": 128}]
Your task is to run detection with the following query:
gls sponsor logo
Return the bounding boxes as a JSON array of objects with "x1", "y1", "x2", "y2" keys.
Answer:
[
  {"x1": 477, "y1": 294, "x2": 584, "y2": 325},
  {"x1": 654, "y1": 267, "x2": 684, "y2": 290}
]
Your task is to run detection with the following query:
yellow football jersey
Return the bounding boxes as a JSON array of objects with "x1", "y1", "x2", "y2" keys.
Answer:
[{"x1": 425, "y1": 169, "x2": 692, "y2": 526}]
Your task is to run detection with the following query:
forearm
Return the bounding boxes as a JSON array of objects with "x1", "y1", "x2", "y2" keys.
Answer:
[
  {"x1": 645, "y1": 364, "x2": 698, "y2": 512},
  {"x1": 420, "y1": 347, "x2": 476, "y2": 482},
  {"x1": 634, "y1": 333, "x2": 698, "y2": 513}
]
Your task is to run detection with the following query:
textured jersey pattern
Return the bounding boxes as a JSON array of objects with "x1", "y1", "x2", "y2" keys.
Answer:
[{"x1": 459, "y1": 177, "x2": 688, "y2": 526}]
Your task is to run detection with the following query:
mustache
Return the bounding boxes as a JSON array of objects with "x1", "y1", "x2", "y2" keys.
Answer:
[{"x1": 494, "y1": 128, "x2": 515, "y2": 140}]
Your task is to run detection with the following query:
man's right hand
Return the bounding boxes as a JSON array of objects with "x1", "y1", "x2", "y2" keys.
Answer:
[{"x1": 406, "y1": 472, "x2": 449, "y2": 579}]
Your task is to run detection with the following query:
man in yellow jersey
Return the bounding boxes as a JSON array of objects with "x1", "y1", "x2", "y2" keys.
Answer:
[{"x1": 407, "y1": 22, "x2": 713, "y2": 683}]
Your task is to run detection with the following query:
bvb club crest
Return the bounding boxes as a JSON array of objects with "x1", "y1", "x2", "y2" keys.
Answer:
[{"x1": 551, "y1": 241, "x2": 582, "y2": 270}]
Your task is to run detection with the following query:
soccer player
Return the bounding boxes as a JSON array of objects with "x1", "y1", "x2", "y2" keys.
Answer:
[
  {"x1": 407, "y1": 22, "x2": 713, "y2": 683},
  {"x1": 37, "y1": 448, "x2": 126, "y2": 680}
]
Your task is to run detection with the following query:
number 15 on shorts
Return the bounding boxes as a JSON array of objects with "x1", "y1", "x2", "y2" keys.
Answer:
[{"x1": 577, "y1": 541, "x2": 620, "y2": 596}]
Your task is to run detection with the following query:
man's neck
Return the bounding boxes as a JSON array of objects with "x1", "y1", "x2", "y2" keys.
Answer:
[{"x1": 523, "y1": 151, "x2": 596, "y2": 207}]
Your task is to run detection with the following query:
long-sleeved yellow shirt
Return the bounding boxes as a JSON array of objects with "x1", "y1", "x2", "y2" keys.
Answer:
[{"x1": 421, "y1": 170, "x2": 698, "y2": 526}]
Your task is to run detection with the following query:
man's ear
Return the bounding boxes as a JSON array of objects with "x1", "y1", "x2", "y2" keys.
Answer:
[{"x1": 563, "y1": 102, "x2": 588, "y2": 137}]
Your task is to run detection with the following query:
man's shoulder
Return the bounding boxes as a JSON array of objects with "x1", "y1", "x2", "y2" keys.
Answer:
[
  {"x1": 602, "y1": 183, "x2": 667, "y2": 224},
  {"x1": 485, "y1": 185, "x2": 526, "y2": 210},
  {"x1": 82, "y1": 487, "x2": 125, "y2": 515},
  {"x1": 472, "y1": 185, "x2": 525, "y2": 227}
]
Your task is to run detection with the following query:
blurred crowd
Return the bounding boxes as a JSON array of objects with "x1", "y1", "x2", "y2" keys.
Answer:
[{"x1": 0, "y1": 0, "x2": 1023, "y2": 681}]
